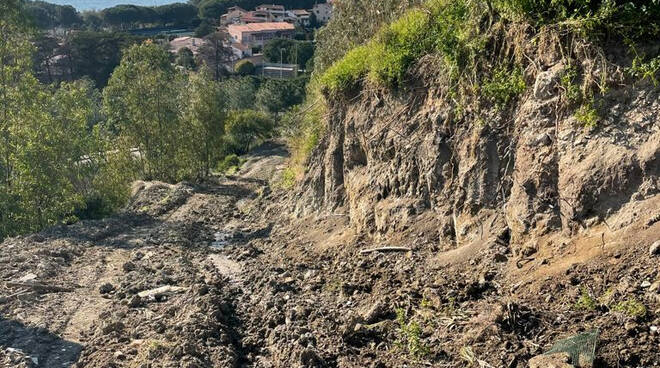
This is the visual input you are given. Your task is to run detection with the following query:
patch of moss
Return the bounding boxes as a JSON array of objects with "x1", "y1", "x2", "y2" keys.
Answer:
[
  {"x1": 575, "y1": 288, "x2": 597, "y2": 311},
  {"x1": 613, "y1": 298, "x2": 647, "y2": 318}
]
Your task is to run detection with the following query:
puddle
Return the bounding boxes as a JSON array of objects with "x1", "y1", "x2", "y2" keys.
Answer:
[{"x1": 211, "y1": 231, "x2": 232, "y2": 249}]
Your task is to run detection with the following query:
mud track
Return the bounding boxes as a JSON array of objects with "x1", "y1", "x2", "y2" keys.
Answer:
[{"x1": 1, "y1": 141, "x2": 659, "y2": 368}]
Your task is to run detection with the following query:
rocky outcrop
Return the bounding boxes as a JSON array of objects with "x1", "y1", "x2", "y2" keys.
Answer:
[{"x1": 295, "y1": 60, "x2": 660, "y2": 252}]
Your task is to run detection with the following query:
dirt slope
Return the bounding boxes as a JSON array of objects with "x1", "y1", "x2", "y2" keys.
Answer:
[{"x1": 0, "y1": 133, "x2": 658, "y2": 368}]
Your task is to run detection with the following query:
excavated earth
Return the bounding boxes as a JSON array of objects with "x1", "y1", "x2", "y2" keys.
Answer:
[
  {"x1": 0, "y1": 137, "x2": 658, "y2": 368},
  {"x1": 1, "y1": 90, "x2": 660, "y2": 368}
]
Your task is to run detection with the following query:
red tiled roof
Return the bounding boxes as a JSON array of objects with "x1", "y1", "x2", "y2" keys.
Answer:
[{"x1": 228, "y1": 22, "x2": 295, "y2": 33}]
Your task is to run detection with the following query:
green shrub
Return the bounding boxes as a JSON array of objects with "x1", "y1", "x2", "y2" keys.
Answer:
[
  {"x1": 560, "y1": 64, "x2": 582, "y2": 104},
  {"x1": 613, "y1": 298, "x2": 647, "y2": 318},
  {"x1": 395, "y1": 308, "x2": 430, "y2": 359},
  {"x1": 628, "y1": 54, "x2": 660, "y2": 86},
  {"x1": 368, "y1": 9, "x2": 432, "y2": 86},
  {"x1": 320, "y1": 45, "x2": 372, "y2": 94},
  {"x1": 234, "y1": 60, "x2": 255, "y2": 76},
  {"x1": 217, "y1": 154, "x2": 241, "y2": 173},
  {"x1": 575, "y1": 100, "x2": 599, "y2": 128},
  {"x1": 575, "y1": 288, "x2": 597, "y2": 311},
  {"x1": 482, "y1": 65, "x2": 527, "y2": 107}
]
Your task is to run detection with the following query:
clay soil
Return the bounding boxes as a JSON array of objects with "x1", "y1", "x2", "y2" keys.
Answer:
[{"x1": 1, "y1": 142, "x2": 659, "y2": 368}]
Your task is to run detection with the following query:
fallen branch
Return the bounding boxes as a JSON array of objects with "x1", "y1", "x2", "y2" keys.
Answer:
[
  {"x1": 6, "y1": 281, "x2": 76, "y2": 294},
  {"x1": 360, "y1": 246, "x2": 411, "y2": 254}
]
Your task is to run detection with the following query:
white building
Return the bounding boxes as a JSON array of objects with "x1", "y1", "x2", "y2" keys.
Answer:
[{"x1": 311, "y1": 2, "x2": 333, "y2": 23}]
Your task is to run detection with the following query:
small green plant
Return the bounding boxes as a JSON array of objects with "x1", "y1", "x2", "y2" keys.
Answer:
[
  {"x1": 574, "y1": 100, "x2": 599, "y2": 128},
  {"x1": 395, "y1": 307, "x2": 430, "y2": 359},
  {"x1": 628, "y1": 55, "x2": 660, "y2": 86},
  {"x1": 277, "y1": 167, "x2": 296, "y2": 190},
  {"x1": 575, "y1": 288, "x2": 597, "y2": 311},
  {"x1": 613, "y1": 298, "x2": 647, "y2": 318},
  {"x1": 482, "y1": 65, "x2": 527, "y2": 107},
  {"x1": 217, "y1": 154, "x2": 241, "y2": 174},
  {"x1": 560, "y1": 65, "x2": 582, "y2": 104}
]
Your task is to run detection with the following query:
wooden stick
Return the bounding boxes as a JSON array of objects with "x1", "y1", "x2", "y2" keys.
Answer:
[
  {"x1": 360, "y1": 246, "x2": 411, "y2": 254},
  {"x1": 6, "y1": 282, "x2": 75, "y2": 293}
]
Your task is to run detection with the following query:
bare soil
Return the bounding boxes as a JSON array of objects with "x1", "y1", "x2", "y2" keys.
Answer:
[{"x1": 1, "y1": 141, "x2": 659, "y2": 368}]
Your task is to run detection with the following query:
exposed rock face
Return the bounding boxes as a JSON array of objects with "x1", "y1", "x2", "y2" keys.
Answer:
[{"x1": 295, "y1": 61, "x2": 660, "y2": 251}]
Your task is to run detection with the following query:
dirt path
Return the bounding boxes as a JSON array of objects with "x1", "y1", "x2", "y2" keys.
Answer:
[{"x1": 1, "y1": 141, "x2": 659, "y2": 368}]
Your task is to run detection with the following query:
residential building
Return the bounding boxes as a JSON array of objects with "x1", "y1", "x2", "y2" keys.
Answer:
[
  {"x1": 227, "y1": 22, "x2": 296, "y2": 48},
  {"x1": 288, "y1": 9, "x2": 310, "y2": 26},
  {"x1": 311, "y1": 1, "x2": 333, "y2": 23},
  {"x1": 255, "y1": 4, "x2": 287, "y2": 21},
  {"x1": 220, "y1": 6, "x2": 247, "y2": 25},
  {"x1": 231, "y1": 42, "x2": 253, "y2": 59},
  {"x1": 241, "y1": 10, "x2": 271, "y2": 23}
]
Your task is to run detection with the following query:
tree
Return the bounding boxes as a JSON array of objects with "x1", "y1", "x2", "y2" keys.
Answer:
[
  {"x1": 103, "y1": 41, "x2": 184, "y2": 182},
  {"x1": 263, "y1": 38, "x2": 315, "y2": 68},
  {"x1": 176, "y1": 47, "x2": 196, "y2": 70},
  {"x1": 197, "y1": 31, "x2": 234, "y2": 81},
  {"x1": 235, "y1": 59, "x2": 255, "y2": 75},
  {"x1": 255, "y1": 77, "x2": 307, "y2": 114},
  {"x1": 155, "y1": 3, "x2": 198, "y2": 26},
  {"x1": 224, "y1": 110, "x2": 274, "y2": 154},
  {"x1": 60, "y1": 31, "x2": 143, "y2": 87},
  {"x1": 179, "y1": 69, "x2": 228, "y2": 177},
  {"x1": 219, "y1": 76, "x2": 260, "y2": 110}
]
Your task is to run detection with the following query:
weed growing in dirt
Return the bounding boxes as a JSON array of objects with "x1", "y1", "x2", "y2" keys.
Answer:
[
  {"x1": 395, "y1": 308, "x2": 430, "y2": 359},
  {"x1": 560, "y1": 65, "x2": 582, "y2": 105},
  {"x1": 276, "y1": 168, "x2": 296, "y2": 190},
  {"x1": 613, "y1": 298, "x2": 647, "y2": 319},
  {"x1": 217, "y1": 154, "x2": 242, "y2": 174},
  {"x1": 482, "y1": 65, "x2": 527, "y2": 108},
  {"x1": 628, "y1": 54, "x2": 660, "y2": 86},
  {"x1": 575, "y1": 100, "x2": 600, "y2": 128},
  {"x1": 575, "y1": 288, "x2": 597, "y2": 311}
]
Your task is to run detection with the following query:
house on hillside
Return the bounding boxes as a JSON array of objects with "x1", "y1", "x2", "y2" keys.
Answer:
[
  {"x1": 255, "y1": 4, "x2": 287, "y2": 21},
  {"x1": 311, "y1": 1, "x2": 333, "y2": 23},
  {"x1": 220, "y1": 6, "x2": 247, "y2": 26},
  {"x1": 241, "y1": 10, "x2": 271, "y2": 23},
  {"x1": 288, "y1": 9, "x2": 310, "y2": 26},
  {"x1": 227, "y1": 22, "x2": 295, "y2": 48}
]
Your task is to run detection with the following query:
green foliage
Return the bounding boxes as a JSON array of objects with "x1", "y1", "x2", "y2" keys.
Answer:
[
  {"x1": 220, "y1": 76, "x2": 260, "y2": 110},
  {"x1": 628, "y1": 54, "x2": 660, "y2": 86},
  {"x1": 320, "y1": 0, "x2": 660, "y2": 95},
  {"x1": 235, "y1": 59, "x2": 255, "y2": 75},
  {"x1": 482, "y1": 65, "x2": 527, "y2": 107},
  {"x1": 256, "y1": 77, "x2": 308, "y2": 114},
  {"x1": 613, "y1": 298, "x2": 647, "y2": 318},
  {"x1": 277, "y1": 167, "x2": 297, "y2": 190},
  {"x1": 176, "y1": 47, "x2": 196, "y2": 70},
  {"x1": 178, "y1": 69, "x2": 228, "y2": 178},
  {"x1": 0, "y1": 6, "x2": 111, "y2": 238},
  {"x1": 575, "y1": 288, "x2": 597, "y2": 311},
  {"x1": 395, "y1": 308, "x2": 431, "y2": 359},
  {"x1": 224, "y1": 110, "x2": 275, "y2": 154},
  {"x1": 575, "y1": 100, "x2": 600, "y2": 128},
  {"x1": 104, "y1": 42, "x2": 228, "y2": 182},
  {"x1": 217, "y1": 154, "x2": 241, "y2": 174},
  {"x1": 60, "y1": 31, "x2": 144, "y2": 87},
  {"x1": 320, "y1": 0, "x2": 487, "y2": 93},
  {"x1": 561, "y1": 64, "x2": 582, "y2": 104},
  {"x1": 263, "y1": 38, "x2": 315, "y2": 68},
  {"x1": 320, "y1": 45, "x2": 372, "y2": 94},
  {"x1": 24, "y1": 1, "x2": 82, "y2": 29},
  {"x1": 495, "y1": 0, "x2": 660, "y2": 38},
  {"x1": 314, "y1": 0, "x2": 423, "y2": 73}
]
